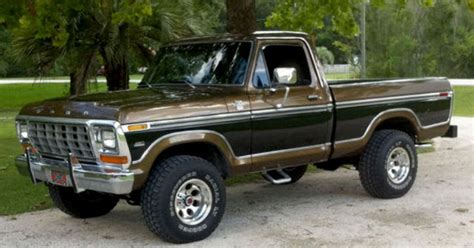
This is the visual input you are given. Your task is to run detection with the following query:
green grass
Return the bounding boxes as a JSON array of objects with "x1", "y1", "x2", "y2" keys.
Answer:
[
  {"x1": 325, "y1": 72, "x2": 358, "y2": 80},
  {"x1": 0, "y1": 84, "x2": 96, "y2": 110},
  {"x1": 0, "y1": 82, "x2": 472, "y2": 215},
  {"x1": 0, "y1": 112, "x2": 52, "y2": 215},
  {"x1": 453, "y1": 86, "x2": 474, "y2": 117},
  {"x1": 0, "y1": 83, "x2": 111, "y2": 215},
  {"x1": 0, "y1": 74, "x2": 144, "y2": 82}
]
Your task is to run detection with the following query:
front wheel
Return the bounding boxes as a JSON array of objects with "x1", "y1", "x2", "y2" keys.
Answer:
[
  {"x1": 48, "y1": 185, "x2": 119, "y2": 218},
  {"x1": 141, "y1": 155, "x2": 225, "y2": 244},
  {"x1": 358, "y1": 130, "x2": 417, "y2": 199}
]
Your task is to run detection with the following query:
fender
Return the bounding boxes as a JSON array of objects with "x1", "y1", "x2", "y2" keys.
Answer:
[
  {"x1": 129, "y1": 130, "x2": 251, "y2": 189},
  {"x1": 331, "y1": 108, "x2": 450, "y2": 159}
]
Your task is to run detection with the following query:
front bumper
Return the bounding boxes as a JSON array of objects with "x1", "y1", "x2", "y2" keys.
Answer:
[{"x1": 15, "y1": 153, "x2": 135, "y2": 195}]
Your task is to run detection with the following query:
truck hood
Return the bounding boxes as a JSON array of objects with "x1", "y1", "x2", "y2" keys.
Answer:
[{"x1": 18, "y1": 87, "x2": 237, "y2": 124}]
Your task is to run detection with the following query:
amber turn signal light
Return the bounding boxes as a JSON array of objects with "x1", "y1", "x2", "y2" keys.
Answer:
[
  {"x1": 127, "y1": 124, "x2": 149, "y2": 132},
  {"x1": 100, "y1": 154, "x2": 128, "y2": 164}
]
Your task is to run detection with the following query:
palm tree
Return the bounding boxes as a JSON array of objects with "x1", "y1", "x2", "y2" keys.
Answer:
[{"x1": 13, "y1": 0, "x2": 209, "y2": 95}]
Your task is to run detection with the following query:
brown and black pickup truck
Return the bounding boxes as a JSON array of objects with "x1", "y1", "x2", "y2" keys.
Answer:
[{"x1": 15, "y1": 31, "x2": 457, "y2": 243}]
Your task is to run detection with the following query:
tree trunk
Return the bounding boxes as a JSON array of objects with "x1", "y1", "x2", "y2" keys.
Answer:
[
  {"x1": 104, "y1": 55, "x2": 129, "y2": 91},
  {"x1": 69, "y1": 52, "x2": 96, "y2": 96},
  {"x1": 103, "y1": 22, "x2": 130, "y2": 91},
  {"x1": 226, "y1": 0, "x2": 257, "y2": 34},
  {"x1": 69, "y1": 73, "x2": 87, "y2": 96}
]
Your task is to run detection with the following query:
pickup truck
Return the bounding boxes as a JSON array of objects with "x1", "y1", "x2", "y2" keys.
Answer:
[{"x1": 15, "y1": 31, "x2": 457, "y2": 243}]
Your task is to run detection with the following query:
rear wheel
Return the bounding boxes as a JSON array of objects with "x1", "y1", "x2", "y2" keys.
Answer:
[
  {"x1": 263, "y1": 165, "x2": 308, "y2": 184},
  {"x1": 358, "y1": 130, "x2": 417, "y2": 199},
  {"x1": 141, "y1": 155, "x2": 225, "y2": 244},
  {"x1": 48, "y1": 185, "x2": 119, "y2": 218}
]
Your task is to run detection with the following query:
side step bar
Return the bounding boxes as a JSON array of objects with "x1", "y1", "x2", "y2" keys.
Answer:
[
  {"x1": 415, "y1": 143, "x2": 433, "y2": 148},
  {"x1": 262, "y1": 169, "x2": 292, "y2": 185}
]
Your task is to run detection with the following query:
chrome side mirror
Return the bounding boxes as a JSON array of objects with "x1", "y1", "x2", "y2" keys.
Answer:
[
  {"x1": 273, "y1": 67, "x2": 297, "y2": 85},
  {"x1": 269, "y1": 67, "x2": 297, "y2": 109}
]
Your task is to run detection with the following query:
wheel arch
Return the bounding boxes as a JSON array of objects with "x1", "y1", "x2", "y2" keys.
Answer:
[
  {"x1": 374, "y1": 116, "x2": 419, "y2": 142},
  {"x1": 369, "y1": 109, "x2": 421, "y2": 141},
  {"x1": 332, "y1": 108, "x2": 422, "y2": 159},
  {"x1": 155, "y1": 142, "x2": 231, "y2": 178},
  {"x1": 130, "y1": 130, "x2": 244, "y2": 189}
]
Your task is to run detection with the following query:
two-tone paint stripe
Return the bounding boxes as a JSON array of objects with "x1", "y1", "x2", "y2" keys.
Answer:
[
  {"x1": 123, "y1": 104, "x2": 333, "y2": 133},
  {"x1": 335, "y1": 92, "x2": 453, "y2": 109},
  {"x1": 122, "y1": 91, "x2": 452, "y2": 133}
]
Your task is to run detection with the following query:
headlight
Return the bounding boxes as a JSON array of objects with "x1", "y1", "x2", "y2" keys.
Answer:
[
  {"x1": 101, "y1": 129, "x2": 117, "y2": 149},
  {"x1": 93, "y1": 126, "x2": 118, "y2": 153},
  {"x1": 16, "y1": 121, "x2": 28, "y2": 140}
]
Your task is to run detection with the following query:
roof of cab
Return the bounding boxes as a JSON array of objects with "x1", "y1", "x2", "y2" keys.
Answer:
[{"x1": 171, "y1": 31, "x2": 309, "y2": 45}]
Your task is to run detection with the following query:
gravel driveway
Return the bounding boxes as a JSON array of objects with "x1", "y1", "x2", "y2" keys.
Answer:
[{"x1": 1, "y1": 117, "x2": 473, "y2": 247}]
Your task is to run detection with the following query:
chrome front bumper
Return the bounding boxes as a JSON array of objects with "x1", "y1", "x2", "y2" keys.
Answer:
[{"x1": 15, "y1": 153, "x2": 135, "y2": 195}]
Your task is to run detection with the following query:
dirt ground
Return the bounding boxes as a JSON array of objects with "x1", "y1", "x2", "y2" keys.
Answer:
[{"x1": 1, "y1": 117, "x2": 473, "y2": 247}]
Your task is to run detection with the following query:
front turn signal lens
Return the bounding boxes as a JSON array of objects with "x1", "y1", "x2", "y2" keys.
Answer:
[
  {"x1": 127, "y1": 124, "x2": 149, "y2": 132},
  {"x1": 100, "y1": 154, "x2": 128, "y2": 164}
]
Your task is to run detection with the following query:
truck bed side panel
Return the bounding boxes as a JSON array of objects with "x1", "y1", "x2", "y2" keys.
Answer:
[{"x1": 329, "y1": 77, "x2": 453, "y2": 159}]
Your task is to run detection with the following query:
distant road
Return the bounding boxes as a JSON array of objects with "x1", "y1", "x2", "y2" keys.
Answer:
[
  {"x1": 0, "y1": 77, "x2": 472, "y2": 86},
  {"x1": 449, "y1": 79, "x2": 474, "y2": 86}
]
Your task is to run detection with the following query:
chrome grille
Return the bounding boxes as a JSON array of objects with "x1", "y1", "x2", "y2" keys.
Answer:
[{"x1": 28, "y1": 122, "x2": 95, "y2": 161}]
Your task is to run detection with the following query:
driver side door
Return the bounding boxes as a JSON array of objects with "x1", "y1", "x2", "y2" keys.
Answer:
[{"x1": 249, "y1": 41, "x2": 332, "y2": 171}]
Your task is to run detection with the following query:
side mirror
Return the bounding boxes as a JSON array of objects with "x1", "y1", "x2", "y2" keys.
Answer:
[{"x1": 273, "y1": 67, "x2": 297, "y2": 85}]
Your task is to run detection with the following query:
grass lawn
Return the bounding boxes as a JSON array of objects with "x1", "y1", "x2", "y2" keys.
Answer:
[
  {"x1": 453, "y1": 86, "x2": 474, "y2": 117},
  {"x1": 0, "y1": 83, "x2": 114, "y2": 215},
  {"x1": 0, "y1": 82, "x2": 471, "y2": 216},
  {"x1": 0, "y1": 74, "x2": 144, "y2": 83},
  {"x1": 325, "y1": 72, "x2": 358, "y2": 80}
]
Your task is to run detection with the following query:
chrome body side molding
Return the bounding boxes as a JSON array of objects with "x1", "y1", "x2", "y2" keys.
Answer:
[
  {"x1": 335, "y1": 92, "x2": 452, "y2": 109},
  {"x1": 131, "y1": 129, "x2": 332, "y2": 165}
]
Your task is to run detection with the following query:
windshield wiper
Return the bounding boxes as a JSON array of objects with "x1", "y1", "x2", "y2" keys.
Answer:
[
  {"x1": 168, "y1": 79, "x2": 196, "y2": 89},
  {"x1": 138, "y1": 79, "x2": 196, "y2": 89}
]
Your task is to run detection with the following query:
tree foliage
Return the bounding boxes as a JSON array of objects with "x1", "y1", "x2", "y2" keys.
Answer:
[
  {"x1": 266, "y1": 0, "x2": 362, "y2": 39},
  {"x1": 266, "y1": 0, "x2": 473, "y2": 76},
  {"x1": 315, "y1": 46, "x2": 335, "y2": 65},
  {"x1": 366, "y1": 0, "x2": 474, "y2": 78},
  {"x1": 11, "y1": 0, "x2": 217, "y2": 95}
]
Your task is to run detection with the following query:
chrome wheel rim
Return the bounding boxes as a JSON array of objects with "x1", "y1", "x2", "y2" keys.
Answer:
[
  {"x1": 174, "y1": 178, "x2": 213, "y2": 226},
  {"x1": 387, "y1": 147, "x2": 411, "y2": 184}
]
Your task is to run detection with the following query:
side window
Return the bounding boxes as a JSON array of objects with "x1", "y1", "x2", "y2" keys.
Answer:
[
  {"x1": 252, "y1": 51, "x2": 271, "y2": 88},
  {"x1": 252, "y1": 44, "x2": 312, "y2": 88}
]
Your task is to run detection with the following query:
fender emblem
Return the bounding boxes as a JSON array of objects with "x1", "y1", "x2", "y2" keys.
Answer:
[{"x1": 234, "y1": 100, "x2": 245, "y2": 111}]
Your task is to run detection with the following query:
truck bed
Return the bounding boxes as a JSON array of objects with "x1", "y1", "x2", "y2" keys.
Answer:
[{"x1": 327, "y1": 77, "x2": 453, "y2": 159}]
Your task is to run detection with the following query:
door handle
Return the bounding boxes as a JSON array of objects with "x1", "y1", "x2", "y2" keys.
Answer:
[{"x1": 307, "y1": 95, "x2": 320, "y2": 101}]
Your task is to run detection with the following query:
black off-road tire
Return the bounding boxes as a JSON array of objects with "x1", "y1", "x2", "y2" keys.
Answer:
[
  {"x1": 263, "y1": 165, "x2": 308, "y2": 184},
  {"x1": 141, "y1": 155, "x2": 226, "y2": 244},
  {"x1": 358, "y1": 129, "x2": 418, "y2": 199},
  {"x1": 48, "y1": 185, "x2": 119, "y2": 218}
]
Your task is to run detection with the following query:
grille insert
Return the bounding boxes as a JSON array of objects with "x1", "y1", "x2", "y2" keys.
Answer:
[{"x1": 28, "y1": 122, "x2": 95, "y2": 161}]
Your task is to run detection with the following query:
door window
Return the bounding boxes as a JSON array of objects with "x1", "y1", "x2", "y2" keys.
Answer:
[{"x1": 252, "y1": 45, "x2": 312, "y2": 88}]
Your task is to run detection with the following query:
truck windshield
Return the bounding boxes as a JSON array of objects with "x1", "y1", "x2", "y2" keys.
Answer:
[{"x1": 140, "y1": 42, "x2": 251, "y2": 87}]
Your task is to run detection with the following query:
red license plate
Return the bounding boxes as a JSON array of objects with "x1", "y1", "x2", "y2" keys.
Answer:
[{"x1": 51, "y1": 170, "x2": 68, "y2": 186}]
